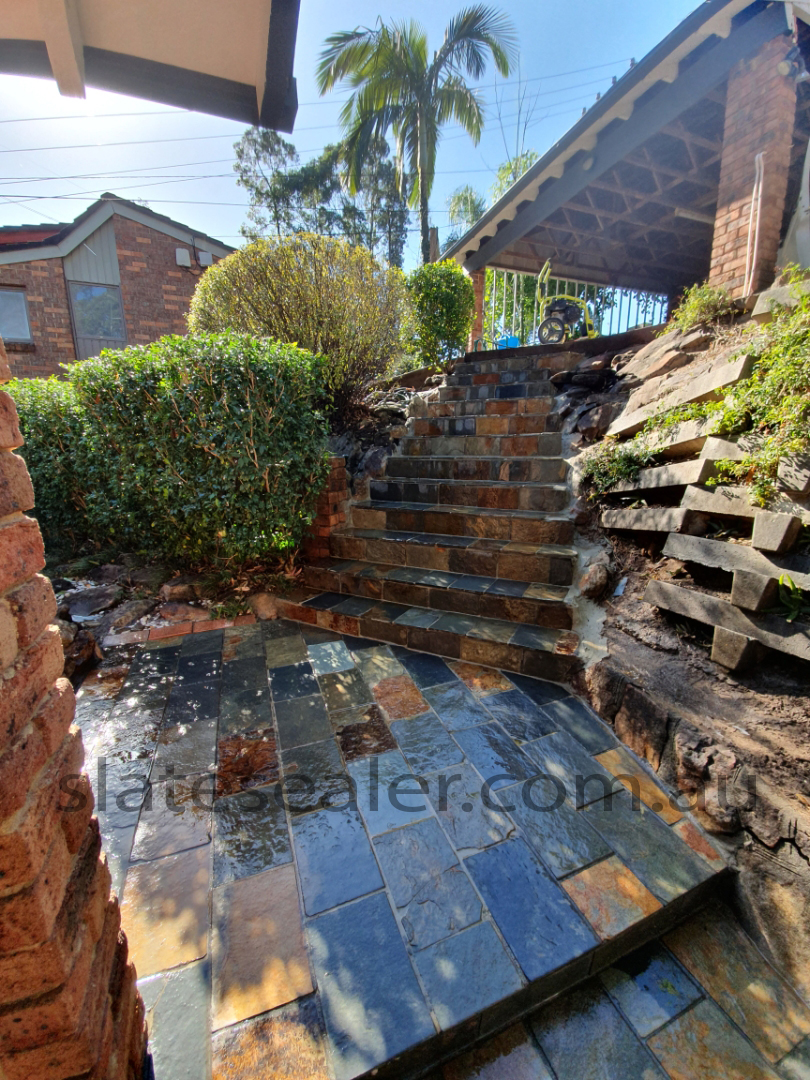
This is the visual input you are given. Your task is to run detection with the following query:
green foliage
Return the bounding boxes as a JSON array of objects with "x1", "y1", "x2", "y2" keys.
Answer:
[
  {"x1": 188, "y1": 233, "x2": 411, "y2": 421},
  {"x1": 9, "y1": 334, "x2": 330, "y2": 565},
  {"x1": 769, "y1": 575, "x2": 810, "y2": 623},
  {"x1": 490, "y1": 149, "x2": 539, "y2": 200},
  {"x1": 663, "y1": 281, "x2": 736, "y2": 334},
  {"x1": 580, "y1": 438, "x2": 656, "y2": 497},
  {"x1": 407, "y1": 259, "x2": 476, "y2": 369}
]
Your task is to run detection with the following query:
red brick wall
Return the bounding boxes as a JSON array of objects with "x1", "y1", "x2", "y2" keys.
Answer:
[
  {"x1": 0, "y1": 259, "x2": 77, "y2": 379},
  {"x1": 112, "y1": 214, "x2": 208, "y2": 345},
  {"x1": 302, "y1": 457, "x2": 349, "y2": 560},
  {"x1": 709, "y1": 37, "x2": 797, "y2": 297}
]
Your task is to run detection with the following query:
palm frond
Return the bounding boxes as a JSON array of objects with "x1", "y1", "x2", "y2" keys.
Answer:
[
  {"x1": 433, "y1": 6, "x2": 517, "y2": 82},
  {"x1": 316, "y1": 27, "x2": 378, "y2": 93},
  {"x1": 435, "y1": 78, "x2": 484, "y2": 143}
]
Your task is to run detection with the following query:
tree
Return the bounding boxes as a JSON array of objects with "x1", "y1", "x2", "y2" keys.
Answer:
[
  {"x1": 234, "y1": 128, "x2": 298, "y2": 238},
  {"x1": 490, "y1": 149, "x2": 539, "y2": 200},
  {"x1": 317, "y1": 7, "x2": 517, "y2": 264}
]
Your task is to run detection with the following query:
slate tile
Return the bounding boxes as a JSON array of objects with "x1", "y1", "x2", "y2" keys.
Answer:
[
  {"x1": 291, "y1": 806, "x2": 383, "y2": 916},
  {"x1": 308, "y1": 640, "x2": 355, "y2": 675},
  {"x1": 452, "y1": 575, "x2": 495, "y2": 594},
  {"x1": 218, "y1": 681, "x2": 273, "y2": 736},
  {"x1": 281, "y1": 737, "x2": 352, "y2": 815},
  {"x1": 176, "y1": 652, "x2": 222, "y2": 684},
  {"x1": 562, "y1": 856, "x2": 661, "y2": 939},
  {"x1": 301, "y1": 625, "x2": 342, "y2": 644},
  {"x1": 211, "y1": 995, "x2": 329, "y2": 1080},
  {"x1": 130, "y1": 776, "x2": 212, "y2": 862},
  {"x1": 268, "y1": 661, "x2": 318, "y2": 701},
  {"x1": 265, "y1": 634, "x2": 308, "y2": 669},
  {"x1": 453, "y1": 722, "x2": 535, "y2": 790},
  {"x1": 212, "y1": 785, "x2": 291, "y2": 887},
  {"x1": 331, "y1": 703, "x2": 398, "y2": 762},
  {"x1": 96, "y1": 760, "x2": 153, "y2": 834},
  {"x1": 497, "y1": 777, "x2": 611, "y2": 878},
  {"x1": 373, "y1": 674, "x2": 429, "y2": 720},
  {"x1": 664, "y1": 904, "x2": 810, "y2": 1062},
  {"x1": 531, "y1": 981, "x2": 667, "y2": 1079},
  {"x1": 415, "y1": 921, "x2": 523, "y2": 1029},
  {"x1": 332, "y1": 596, "x2": 376, "y2": 617},
  {"x1": 465, "y1": 619, "x2": 517, "y2": 644},
  {"x1": 352, "y1": 646, "x2": 405, "y2": 688},
  {"x1": 440, "y1": 1023, "x2": 554, "y2": 1080},
  {"x1": 598, "y1": 943, "x2": 701, "y2": 1038},
  {"x1": 319, "y1": 667, "x2": 373, "y2": 712},
  {"x1": 508, "y1": 672, "x2": 570, "y2": 706},
  {"x1": 448, "y1": 662, "x2": 515, "y2": 697},
  {"x1": 347, "y1": 749, "x2": 431, "y2": 835},
  {"x1": 262, "y1": 619, "x2": 303, "y2": 640},
  {"x1": 780, "y1": 1035, "x2": 810, "y2": 1080},
  {"x1": 391, "y1": 711, "x2": 464, "y2": 775},
  {"x1": 103, "y1": 823, "x2": 137, "y2": 898},
  {"x1": 486, "y1": 579, "x2": 528, "y2": 597},
  {"x1": 482, "y1": 689, "x2": 557, "y2": 743},
  {"x1": 179, "y1": 630, "x2": 224, "y2": 660},
  {"x1": 212, "y1": 863, "x2": 313, "y2": 1030},
  {"x1": 387, "y1": 566, "x2": 430, "y2": 584},
  {"x1": 435, "y1": 612, "x2": 485, "y2": 636},
  {"x1": 420, "y1": 571, "x2": 460, "y2": 588},
  {"x1": 216, "y1": 729, "x2": 279, "y2": 797},
  {"x1": 540, "y1": 696, "x2": 618, "y2": 755},
  {"x1": 274, "y1": 694, "x2": 332, "y2": 750},
  {"x1": 672, "y1": 818, "x2": 726, "y2": 870},
  {"x1": 424, "y1": 761, "x2": 514, "y2": 853},
  {"x1": 118, "y1": 672, "x2": 175, "y2": 711},
  {"x1": 394, "y1": 607, "x2": 441, "y2": 628},
  {"x1": 584, "y1": 790, "x2": 715, "y2": 904},
  {"x1": 372, "y1": 817, "x2": 481, "y2": 949},
  {"x1": 138, "y1": 959, "x2": 211, "y2": 1080},
  {"x1": 306, "y1": 891, "x2": 435, "y2": 1079},
  {"x1": 130, "y1": 644, "x2": 180, "y2": 677},
  {"x1": 647, "y1": 998, "x2": 780, "y2": 1079},
  {"x1": 222, "y1": 624, "x2": 265, "y2": 662},
  {"x1": 465, "y1": 837, "x2": 597, "y2": 981},
  {"x1": 596, "y1": 745, "x2": 683, "y2": 823},
  {"x1": 394, "y1": 648, "x2": 456, "y2": 689},
  {"x1": 423, "y1": 680, "x2": 494, "y2": 730},
  {"x1": 343, "y1": 634, "x2": 389, "y2": 653},
  {"x1": 522, "y1": 731, "x2": 616, "y2": 808},
  {"x1": 153, "y1": 718, "x2": 218, "y2": 777},
  {"x1": 165, "y1": 676, "x2": 221, "y2": 725},
  {"x1": 302, "y1": 592, "x2": 344, "y2": 610}
]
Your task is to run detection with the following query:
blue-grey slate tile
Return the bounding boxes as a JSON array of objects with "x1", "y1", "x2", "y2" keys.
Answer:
[
  {"x1": 453, "y1": 723, "x2": 535, "y2": 790},
  {"x1": 302, "y1": 592, "x2": 344, "y2": 610},
  {"x1": 390, "y1": 711, "x2": 464, "y2": 775},
  {"x1": 424, "y1": 761, "x2": 514, "y2": 854},
  {"x1": 306, "y1": 891, "x2": 435, "y2": 1079},
  {"x1": 268, "y1": 661, "x2": 318, "y2": 701},
  {"x1": 465, "y1": 837, "x2": 598, "y2": 981},
  {"x1": 274, "y1": 693, "x2": 332, "y2": 750},
  {"x1": 482, "y1": 689, "x2": 557, "y2": 743},
  {"x1": 153, "y1": 717, "x2": 218, "y2": 777},
  {"x1": 139, "y1": 959, "x2": 212, "y2": 1080},
  {"x1": 308, "y1": 640, "x2": 355, "y2": 675},
  {"x1": 394, "y1": 649, "x2": 456, "y2": 689},
  {"x1": 521, "y1": 730, "x2": 616, "y2": 808},
  {"x1": 423, "y1": 680, "x2": 494, "y2": 730},
  {"x1": 599, "y1": 943, "x2": 702, "y2": 1038},
  {"x1": 212, "y1": 785, "x2": 291, "y2": 887},
  {"x1": 540, "y1": 696, "x2": 618, "y2": 754},
  {"x1": 318, "y1": 667, "x2": 373, "y2": 713},
  {"x1": 780, "y1": 1034, "x2": 810, "y2": 1080},
  {"x1": 291, "y1": 805, "x2": 382, "y2": 916},
  {"x1": 347, "y1": 749, "x2": 431, "y2": 835},
  {"x1": 281, "y1": 737, "x2": 351, "y2": 815}
]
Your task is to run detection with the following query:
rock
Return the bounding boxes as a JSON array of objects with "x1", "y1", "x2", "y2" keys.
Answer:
[
  {"x1": 159, "y1": 575, "x2": 204, "y2": 602},
  {"x1": 570, "y1": 369, "x2": 615, "y2": 390},
  {"x1": 157, "y1": 602, "x2": 210, "y2": 623},
  {"x1": 576, "y1": 402, "x2": 623, "y2": 441},
  {"x1": 614, "y1": 684, "x2": 670, "y2": 770},
  {"x1": 248, "y1": 592, "x2": 279, "y2": 620},
  {"x1": 570, "y1": 496, "x2": 592, "y2": 528},
  {"x1": 679, "y1": 328, "x2": 714, "y2": 351},
  {"x1": 65, "y1": 584, "x2": 124, "y2": 618},
  {"x1": 355, "y1": 445, "x2": 390, "y2": 481},
  {"x1": 550, "y1": 370, "x2": 571, "y2": 387},
  {"x1": 696, "y1": 784, "x2": 741, "y2": 834},
  {"x1": 583, "y1": 661, "x2": 627, "y2": 722},
  {"x1": 54, "y1": 617, "x2": 77, "y2": 647},
  {"x1": 128, "y1": 565, "x2": 170, "y2": 591},
  {"x1": 95, "y1": 598, "x2": 157, "y2": 641},
  {"x1": 575, "y1": 352, "x2": 612, "y2": 373},
  {"x1": 777, "y1": 453, "x2": 810, "y2": 495},
  {"x1": 407, "y1": 394, "x2": 429, "y2": 418},
  {"x1": 63, "y1": 627, "x2": 99, "y2": 679},
  {"x1": 50, "y1": 577, "x2": 76, "y2": 593},
  {"x1": 578, "y1": 563, "x2": 609, "y2": 599},
  {"x1": 89, "y1": 563, "x2": 126, "y2": 584},
  {"x1": 751, "y1": 510, "x2": 802, "y2": 554}
]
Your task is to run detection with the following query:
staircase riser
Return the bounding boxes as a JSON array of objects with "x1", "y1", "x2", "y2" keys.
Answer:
[
  {"x1": 385, "y1": 457, "x2": 567, "y2": 483},
  {"x1": 400, "y1": 433, "x2": 562, "y2": 458},
  {"x1": 446, "y1": 369, "x2": 552, "y2": 387},
  {"x1": 328, "y1": 536, "x2": 575, "y2": 586},
  {"x1": 369, "y1": 480, "x2": 569, "y2": 513},
  {"x1": 438, "y1": 382, "x2": 554, "y2": 403},
  {"x1": 412, "y1": 414, "x2": 557, "y2": 437},
  {"x1": 428, "y1": 397, "x2": 556, "y2": 420}
]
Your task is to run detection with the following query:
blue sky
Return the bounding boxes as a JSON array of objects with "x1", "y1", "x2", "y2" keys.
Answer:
[{"x1": 0, "y1": 0, "x2": 698, "y2": 270}]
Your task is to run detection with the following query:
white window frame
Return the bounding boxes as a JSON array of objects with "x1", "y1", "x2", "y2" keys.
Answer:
[{"x1": 0, "y1": 286, "x2": 33, "y2": 343}]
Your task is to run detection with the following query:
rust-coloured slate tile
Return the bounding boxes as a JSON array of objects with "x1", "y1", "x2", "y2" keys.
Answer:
[
  {"x1": 373, "y1": 674, "x2": 429, "y2": 720},
  {"x1": 448, "y1": 661, "x2": 515, "y2": 697},
  {"x1": 216, "y1": 729, "x2": 279, "y2": 797},
  {"x1": 595, "y1": 746, "x2": 682, "y2": 824},
  {"x1": 562, "y1": 856, "x2": 661, "y2": 940},
  {"x1": 212, "y1": 996, "x2": 330, "y2": 1080}
]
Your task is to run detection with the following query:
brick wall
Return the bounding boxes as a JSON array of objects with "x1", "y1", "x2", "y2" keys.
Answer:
[
  {"x1": 112, "y1": 214, "x2": 208, "y2": 345},
  {"x1": 709, "y1": 36, "x2": 797, "y2": 297},
  {"x1": 0, "y1": 259, "x2": 77, "y2": 379},
  {"x1": 0, "y1": 337, "x2": 147, "y2": 1079},
  {"x1": 302, "y1": 457, "x2": 349, "y2": 560},
  {"x1": 467, "y1": 268, "x2": 485, "y2": 351}
]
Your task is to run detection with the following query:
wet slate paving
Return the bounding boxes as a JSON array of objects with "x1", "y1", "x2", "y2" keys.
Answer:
[{"x1": 73, "y1": 620, "x2": 736, "y2": 1080}]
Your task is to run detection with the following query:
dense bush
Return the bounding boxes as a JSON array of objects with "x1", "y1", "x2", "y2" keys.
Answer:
[
  {"x1": 406, "y1": 260, "x2": 476, "y2": 370},
  {"x1": 664, "y1": 281, "x2": 736, "y2": 334},
  {"x1": 188, "y1": 233, "x2": 411, "y2": 421},
  {"x1": 9, "y1": 333, "x2": 330, "y2": 563}
]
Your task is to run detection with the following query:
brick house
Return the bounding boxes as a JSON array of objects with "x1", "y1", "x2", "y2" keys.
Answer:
[{"x1": 0, "y1": 194, "x2": 233, "y2": 379}]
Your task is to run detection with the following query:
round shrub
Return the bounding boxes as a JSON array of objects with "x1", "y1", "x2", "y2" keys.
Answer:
[
  {"x1": 407, "y1": 259, "x2": 476, "y2": 370},
  {"x1": 9, "y1": 333, "x2": 330, "y2": 564},
  {"x1": 188, "y1": 233, "x2": 411, "y2": 422}
]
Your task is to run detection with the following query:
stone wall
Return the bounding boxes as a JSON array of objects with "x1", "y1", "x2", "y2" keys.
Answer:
[
  {"x1": 301, "y1": 456, "x2": 350, "y2": 561},
  {"x1": 0, "y1": 258, "x2": 77, "y2": 379},
  {"x1": 467, "y1": 268, "x2": 485, "y2": 351},
  {"x1": 709, "y1": 36, "x2": 797, "y2": 297},
  {"x1": 0, "y1": 338, "x2": 146, "y2": 1079}
]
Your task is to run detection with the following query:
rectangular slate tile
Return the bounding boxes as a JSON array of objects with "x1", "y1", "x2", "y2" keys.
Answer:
[
  {"x1": 387, "y1": 566, "x2": 430, "y2": 584},
  {"x1": 447, "y1": 662, "x2": 514, "y2": 698},
  {"x1": 302, "y1": 592, "x2": 344, "y2": 610},
  {"x1": 219, "y1": 656, "x2": 272, "y2": 735},
  {"x1": 347, "y1": 749, "x2": 431, "y2": 835},
  {"x1": 153, "y1": 718, "x2": 218, "y2": 777},
  {"x1": 343, "y1": 634, "x2": 390, "y2": 653},
  {"x1": 584, "y1": 790, "x2": 715, "y2": 904},
  {"x1": 176, "y1": 652, "x2": 222, "y2": 684},
  {"x1": 331, "y1": 703, "x2": 398, "y2": 762},
  {"x1": 373, "y1": 817, "x2": 481, "y2": 950},
  {"x1": 672, "y1": 818, "x2": 726, "y2": 871},
  {"x1": 211, "y1": 995, "x2": 329, "y2": 1080},
  {"x1": 540, "y1": 697, "x2": 618, "y2": 755},
  {"x1": 274, "y1": 694, "x2": 332, "y2": 751},
  {"x1": 138, "y1": 960, "x2": 211, "y2": 1080},
  {"x1": 223, "y1": 624, "x2": 265, "y2": 662},
  {"x1": 179, "y1": 630, "x2": 224, "y2": 660},
  {"x1": 465, "y1": 619, "x2": 516, "y2": 644},
  {"x1": 165, "y1": 676, "x2": 221, "y2": 725},
  {"x1": 212, "y1": 863, "x2": 313, "y2": 1030},
  {"x1": 352, "y1": 646, "x2": 405, "y2": 688},
  {"x1": 420, "y1": 571, "x2": 461, "y2": 588},
  {"x1": 373, "y1": 674, "x2": 429, "y2": 720},
  {"x1": 596, "y1": 745, "x2": 683, "y2": 823},
  {"x1": 216, "y1": 729, "x2": 279, "y2": 797},
  {"x1": 509, "y1": 624, "x2": 561, "y2": 651},
  {"x1": 434, "y1": 612, "x2": 480, "y2": 636},
  {"x1": 130, "y1": 644, "x2": 180, "y2": 677},
  {"x1": 522, "y1": 731, "x2": 617, "y2": 808},
  {"x1": 465, "y1": 838, "x2": 598, "y2": 981},
  {"x1": 453, "y1": 722, "x2": 536, "y2": 790},
  {"x1": 779, "y1": 1035, "x2": 810, "y2": 1080},
  {"x1": 562, "y1": 856, "x2": 661, "y2": 940},
  {"x1": 281, "y1": 737, "x2": 352, "y2": 815},
  {"x1": 265, "y1": 634, "x2": 308, "y2": 669},
  {"x1": 391, "y1": 711, "x2": 464, "y2": 775},
  {"x1": 301, "y1": 625, "x2": 342, "y2": 644},
  {"x1": 306, "y1": 891, "x2": 435, "y2": 1079},
  {"x1": 598, "y1": 943, "x2": 701, "y2": 1038},
  {"x1": 262, "y1": 619, "x2": 303, "y2": 640},
  {"x1": 319, "y1": 667, "x2": 373, "y2": 713},
  {"x1": 308, "y1": 640, "x2": 355, "y2": 675},
  {"x1": 291, "y1": 806, "x2": 383, "y2": 916},
  {"x1": 486, "y1": 579, "x2": 528, "y2": 597},
  {"x1": 393, "y1": 607, "x2": 441, "y2": 628},
  {"x1": 498, "y1": 777, "x2": 611, "y2": 878},
  {"x1": 213, "y1": 785, "x2": 291, "y2": 887},
  {"x1": 481, "y1": 689, "x2": 557, "y2": 743},
  {"x1": 268, "y1": 661, "x2": 318, "y2": 701},
  {"x1": 507, "y1": 672, "x2": 570, "y2": 706},
  {"x1": 531, "y1": 982, "x2": 667, "y2": 1079},
  {"x1": 441, "y1": 1023, "x2": 554, "y2": 1080},
  {"x1": 332, "y1": 596, "x2": 376, "y2": 617},
  {"x1": 130, "y1": 776, "x2": 212, "y2": 863},
  {"x1": 394, "y1": 649, "x2": 456, "y2": 689},
  {"x1": 415, "y1": 921, "x2": 523, "y2": 1029},
  {"x1": 453, "y1": 575, "x2": 495, "y2": 593},
  {"x1": 423, "y1": 680, "x2": 494, "y2": 730}
]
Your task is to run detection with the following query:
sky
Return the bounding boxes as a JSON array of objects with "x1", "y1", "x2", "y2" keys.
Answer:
[{"x1": 0, "y1": 0, "x2": 700, "y2": 270}]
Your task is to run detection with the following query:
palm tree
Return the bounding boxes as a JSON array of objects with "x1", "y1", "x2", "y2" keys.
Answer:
[{"x1": 316, "y1": 8, "x2": 517, "y2": 264}]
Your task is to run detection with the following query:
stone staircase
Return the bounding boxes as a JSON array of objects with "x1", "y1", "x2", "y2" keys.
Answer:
[{"x1": 275, "y1": 352, "x2": 584, "y2": 683}]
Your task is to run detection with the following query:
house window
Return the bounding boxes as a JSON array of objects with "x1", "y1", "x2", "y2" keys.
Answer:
[
  {"x1": 0, "y1": 288, "x2": 32, "y2": 343},
  {"x1": 68, "y1": 282, "x2": 126, "y2": 341}
]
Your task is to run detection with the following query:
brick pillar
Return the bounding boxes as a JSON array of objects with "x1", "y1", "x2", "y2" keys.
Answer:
[
  {"x1": 302, "y1": 456, "x2": 349, "y2": 561},
  {"x1": 467, "y1": 268, "x2": 486, "y2": 352},
  {"x1": 0, "y1": 338, "x2": 147, "y2": 1080},
  {"x1": 709, "y1": 36, "x2": 797, "y2": 297}
]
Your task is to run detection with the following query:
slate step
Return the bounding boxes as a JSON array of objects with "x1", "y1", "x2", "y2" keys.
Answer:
[
  {"x1": 611, "y1": 458, "x2": 717, "y2": 496},
  {"x1": 399, "y1": 432, "x2": 562, "y2": 458},
  {"x1": 302, "y1": 558, "x2": 573, "y2": 629},
  {"x1": 385, "y1": 454, "x2": 566, "y2": 484},
  {"x1": 429, "y1": 396, "x2": 558, "y2": 420},
  {"x1": 369, "y1": 478, "x2": 569, "y2": 513},
  {"x1": 273, "y1": 588, "x2": 581, "y2": 682},
  {"x1": 329, "y1": 528, "x2": 577, "y2": 584},
  {"x1": 351, "y1": 502, "x2": 574, "y2": 545},
  {"x1": 411, "y1": 413, "x2": 559, "y2": 438},
  {"x1": 438, "y1": 380, "x2": 556, "y2": 403},
  {"x1": 445, "y1": 368, "x2": 552, "y2": 387}
]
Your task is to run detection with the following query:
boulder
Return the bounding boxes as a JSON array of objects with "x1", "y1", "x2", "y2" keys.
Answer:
[
  {"x1": 576, "y1": 402, "x2": 623, "y2": 441},
  {"x1": 54, "y1": 617, "x2": 77, "y2": 647},
  {"x1": 613, "y1": 684, "x2": 669, "y2": 770},
  {"x1": 578, "y1": 562, "x2": 609, "y2": 599},
  {"x1": 63, "y1": 627, "x2": 99, "y2": 679},
  {"x1": 95, "y1": 598, "x2": 157, "y2": 641},
  {"x1": 248, "y1": 592, "x2": 279, "y2": 620},
  {"x1": 65, "y1": 584, "x2": 123, "y2": 618},
  {"x1": 570, "y1": 369, "x2": 616, "y2": 390},
  {"x1": 128, "y1": 565, "x2": 170, "y2": 591},
  {"x1": 159, "y1": 575, "x2": 204, "y2": 602},
  {"x1": 89, "y1": 563, "x2": 126, "y2": 584},
  {"x1": 583, "y1": 661, "x2": 627, "y2": 722},
  {"x1": 157, "y1": 602, "x2": 210, "y2": 623}
]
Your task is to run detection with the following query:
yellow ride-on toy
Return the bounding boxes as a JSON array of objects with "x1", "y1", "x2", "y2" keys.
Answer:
[{"x1": 535, "y1": 260, "x2": 599, "y2": 344}]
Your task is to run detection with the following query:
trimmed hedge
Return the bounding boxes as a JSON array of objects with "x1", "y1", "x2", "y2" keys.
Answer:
[
  {"x1": 9, "y1": 333, "x2": 330, "y2": 563},
  {"x1": 407, "y1": 259, "x2": 475, "y2": 370}
]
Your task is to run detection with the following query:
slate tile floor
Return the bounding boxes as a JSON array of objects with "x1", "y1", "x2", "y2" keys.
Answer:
[{"x1": 73, "y1": 621, "x2": 810, "y2": 1079}]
